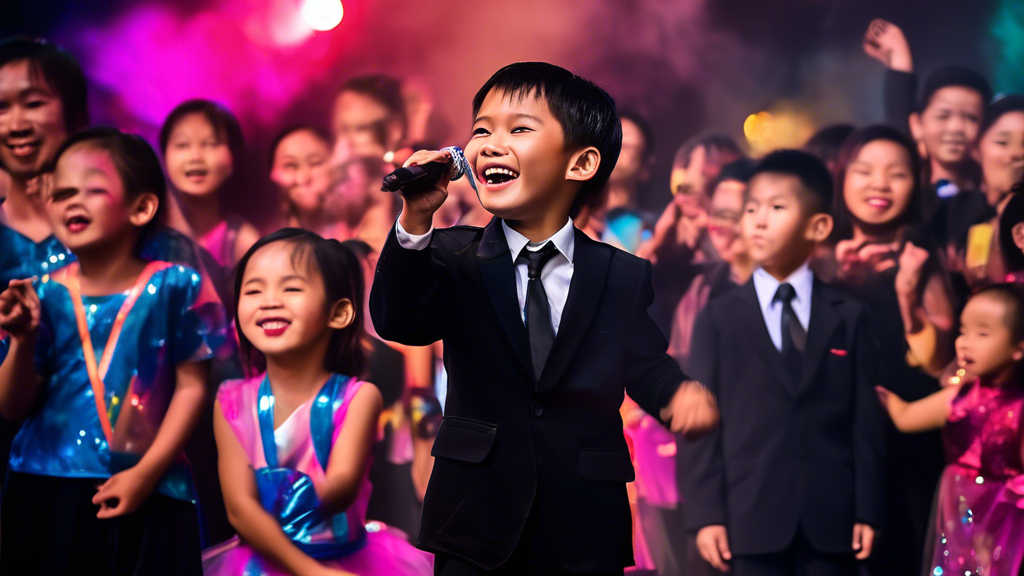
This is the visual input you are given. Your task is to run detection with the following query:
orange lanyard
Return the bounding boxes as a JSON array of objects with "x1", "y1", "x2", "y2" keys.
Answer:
[{"x1": 54, "y1": 261, "x2": 172, "y2": 442}]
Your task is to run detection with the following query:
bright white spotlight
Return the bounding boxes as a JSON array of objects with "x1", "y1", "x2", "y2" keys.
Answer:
[{"x1": 301, "y1": 0, "x2": 344, "y2": 31}]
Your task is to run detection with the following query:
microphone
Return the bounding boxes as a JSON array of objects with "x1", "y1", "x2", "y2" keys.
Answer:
[
  {"x1": 381, "y1": 162, "x2": 449, "y2": 195},
  {"x1": 380, "y1": 146, "x2": 477, "y2": 196}
]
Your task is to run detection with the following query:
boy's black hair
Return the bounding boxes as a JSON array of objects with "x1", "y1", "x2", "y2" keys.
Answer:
[
  {"x1": 803, "y1": 124, "x2": 856, "y2": 168},
  {"x1": 339, "y1": 74, "x2": 407, "y2": 133},
  {"x1": 710, "y1": 158, "x2": 757, "y2": 193},
  {"x1": 159, "y1": 99, "x2": 244, "y2": 162},
  {"x1": 830, "y1": 125, "x2": 924, "y2": 242},
  {"x1": 52, "y1": 127, "x2": 167, "y2": 241},
  {"x1": 268, "y1": 124, "x2": 331, "y2": 167},
  {"x1": 233, "y1": 228, "x2": 366, "y2": 377},
  {"x1": 972, "y1": 283, "x2": 1024, "y2": 343},
  {"x1": 980, "y1": 93, "x2": 1024, "y2": 140},
  {"x1": 472, "y1": 62, "x2": 622, "y2": 218},
  {"x1": 918, "y1": 66, "x2": 993, "y2": 113},
  {"x1": 1000, "y1": 189, "x2": 1024, "y2": 273},
  {"x1": 749, "y1": 149, "x2": 833, "y2": 215},
  {"x1": 0, "y1": 37, "x2": 89, "y2": 133},
  {"x1": 617, "y1": 108, "x2": 655, "y2": 161}
]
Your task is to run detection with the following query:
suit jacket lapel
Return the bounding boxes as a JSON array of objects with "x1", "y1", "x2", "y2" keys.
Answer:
[
  {"x1": 476, "y1": 218, "x2": 534, "y2": 380},
  {"x1": 731, "y1": 280, "x2": 801, "y2": 397},
  {"x1": 536, "y1": 230, "x2": 612, "y2": 392},
  {"x1": 799, "y1": 279, "x2": 844, "y2": 394}
]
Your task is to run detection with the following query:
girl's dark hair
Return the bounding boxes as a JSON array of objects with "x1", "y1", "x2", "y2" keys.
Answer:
[
  {"x1": 979, "y1": 93, "x2": 1024, "y2": 140},
  {"x1": 233, "y1": 229, "x2": 366, "y2": 377},
  {"x1": 51, "y1": 127, "x2": 167, "y2": 242},
  {"x1": 830, "y1": 125, "x2": 924, "y2": 242},
  {"x1": 159, "y1": 99, "x2": 244, "y2": 162},
  {"x1": 0, "y1": 37, "x2": 89, "y2": 133},
  {"x1": 268, "y1": 124, "x2": 331, "y2": 167},
  {"x1": 803, "y1": 124, "x2": 856, "y2": 168},
  {"x1": 972, "y1": 283, "x2": 1024, "y2": 342},
  {"x1": 1000, "y1": 186, "x2": 1024, "y2": 273}
]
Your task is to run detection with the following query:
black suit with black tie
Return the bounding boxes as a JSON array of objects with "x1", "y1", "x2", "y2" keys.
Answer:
[
  {"x1": 369, "y1": 217, "x2": 688, "y2": 573},
  {"x1": 681, "y1": 275, "x2": 886, "y2": 575}
]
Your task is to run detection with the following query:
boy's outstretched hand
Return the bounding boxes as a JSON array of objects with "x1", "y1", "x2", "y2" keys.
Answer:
[
  {"x1": 397, "y1": 149, "x2": 453, "y2": 235},
  {"x1": 660, "y1": 380, "x2": 719, "y2": 439},
  {"x1": 0, "y1": 279, "x2": 41, "y2": 340}
]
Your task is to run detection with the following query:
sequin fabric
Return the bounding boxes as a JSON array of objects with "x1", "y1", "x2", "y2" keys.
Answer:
[
  {"x1": 203, "y1": 373, "x2": 433, "y2": 575},
  {"x1": 4, "y1": 263, "x2": 224, "y2": 501},
  {"x1": 0, "y1": 224, "x2": 72, "y2": 287},
  {"x1": 928, "y1": 379, "x2": 1024, "y2": 576}
]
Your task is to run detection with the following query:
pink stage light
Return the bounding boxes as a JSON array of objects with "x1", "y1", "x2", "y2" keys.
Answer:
[{"x1": 300, "y1": 0, "x2": 344, "y2": 31}]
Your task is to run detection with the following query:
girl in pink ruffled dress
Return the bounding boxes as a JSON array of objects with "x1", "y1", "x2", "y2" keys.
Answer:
[
  {"x1": 202, "y1": 228, "x2": 432, "y2": 576},
  {"x1": 878, "y1": 284, "x2": 1024, "y2": 576}
]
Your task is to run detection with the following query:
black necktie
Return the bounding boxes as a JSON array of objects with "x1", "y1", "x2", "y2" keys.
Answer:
[
  {"x1": 774, "y1": 282, "x2": 806, "y2": 382},
  {"x1": 519, "y1": 243, "x2": 561, "y2": 381}
]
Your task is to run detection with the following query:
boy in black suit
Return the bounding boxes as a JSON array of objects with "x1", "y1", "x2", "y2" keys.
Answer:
[
  {"x1": 369, "y1": 62, "x2": 719, "y2": 575},
  {"x1": 682, "y1": 150, "x2": 886, "y2": 576}
]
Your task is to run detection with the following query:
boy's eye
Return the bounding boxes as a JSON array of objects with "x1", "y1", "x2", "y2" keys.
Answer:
[
  {"x1": 284, "y1": 287, "x2": 303, "y2": 292},
  {"x1": 50, "y1": 189, "x2": 75, "y2": 202},
  {"x1": 511, "y1": 126, "x2": 532, "y2": 134},
  {"x1": 284, "y1": 163, "x2": 298, "y2": 170},
  {"x1": 244, "y1": 290, "x2": 261, "y2": 296},
  {"x1": 772, "y1": 204, "x2": 785, "y2": 210},
  {"x1": 472, "y1": 127, "x2": 490, "y2": 136},
  {"x1": 25, "y1": 100, "x2": 45, "y2": 109}
]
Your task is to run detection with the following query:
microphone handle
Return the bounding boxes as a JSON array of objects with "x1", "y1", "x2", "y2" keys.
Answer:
[{"x1": 381, "y1": 160, "x2": 450, "y2": 195}]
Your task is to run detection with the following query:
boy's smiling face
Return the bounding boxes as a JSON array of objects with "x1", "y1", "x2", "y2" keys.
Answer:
[{"x1": 465, "y1": 89, "x2": 580, "y2": 222}]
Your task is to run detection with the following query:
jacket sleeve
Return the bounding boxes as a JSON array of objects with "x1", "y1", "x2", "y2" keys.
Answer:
[
  {"x1": 884, "y1": 69, "x2": 917, "y2": 136},
  {"x1": 623, "y1": 259, "x2": 687, "y2": 419},
  {"x1": 680, "y1": 305, "x2": 729, "y2": 531},
  {"x1": 852, "y1": 307, "x2": 887, "y2": 528},
  {"x1": 368, "y1": 224, "x2": 449, "y2": 346}
]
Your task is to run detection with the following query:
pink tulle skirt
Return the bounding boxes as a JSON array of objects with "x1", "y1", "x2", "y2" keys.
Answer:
[{"x1": 202, "y1": 524, "x2": 433, "y2": 576}]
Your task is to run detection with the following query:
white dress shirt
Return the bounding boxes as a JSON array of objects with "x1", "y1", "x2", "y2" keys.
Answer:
[
  {"x1": 395, "y1": 218, "x2": 575, "y2": 334},
  {"x1": 751, "y1": 261, "x2": 814, "y2": 351}
]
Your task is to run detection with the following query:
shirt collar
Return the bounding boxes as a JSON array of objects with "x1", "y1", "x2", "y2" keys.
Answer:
[
  {"x1": 502, "y1": 218, "x2": 575, "y2": 264},
  {"x1": 752, "y1": 260, "x2": 813, "y2": 308}
]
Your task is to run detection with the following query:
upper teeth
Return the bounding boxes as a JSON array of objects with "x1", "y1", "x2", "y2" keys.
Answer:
[
  {"x1": 484, "y1": 167, "x2": 517, "y2": 178},
  {"x1": 261, "y1": 320, "x2": 289, "y2": 329}
]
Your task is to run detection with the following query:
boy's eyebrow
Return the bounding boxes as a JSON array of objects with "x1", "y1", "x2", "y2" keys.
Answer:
[
  {"x1": 281, "y1": 274, "x2": 308, "y2": 282},
  {"x1": 243, "y1": 277, "x2": 265, "y2": 286},
  {"x1": 473, "y1": 113, "x2": 544, "y2": 125}
]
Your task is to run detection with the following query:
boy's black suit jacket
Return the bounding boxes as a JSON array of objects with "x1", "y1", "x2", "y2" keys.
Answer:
[
  {"x1": 681, "y1": 278, "x2": 886, "y2": 555},
  {"x1": 369, "y1": 218, "x2": 687, "y2": 571}
]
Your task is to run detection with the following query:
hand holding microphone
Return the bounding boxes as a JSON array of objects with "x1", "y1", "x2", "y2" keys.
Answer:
[{"x1": 387, "y1": 147, "x2": 477, "y2": 236}]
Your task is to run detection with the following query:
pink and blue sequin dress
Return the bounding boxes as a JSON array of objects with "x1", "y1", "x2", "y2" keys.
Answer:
[
  {"x1": 927, "y1": 379, "x2": 1024, "y2": 576},
  {"x1": 202, "y1": 373, "x2": 433, "y2": 576}
]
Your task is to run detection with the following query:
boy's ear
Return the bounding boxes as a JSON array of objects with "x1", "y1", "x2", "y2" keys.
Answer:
[
  {"x1": 1012, "y1": 222, "x2": 1024, "y2": 252},
  {"x1": 1014, "y1": 341, "x2": 1024, "y2": 362},
  {"x1": 328, "y1": 298, "x2": 356, "y2": 330},
  {"x1": 805, "y1": 212, "x2": 833, "y2": 243},
  {"x1": 386, "y1": 119, "x2": 404, "y2": 154},
  {"x1": 565, "y1": 147, "x2": 601, "y2": 183},
  {"x1": 128, "y1": 193, "x2": 160, "y2": 228}
]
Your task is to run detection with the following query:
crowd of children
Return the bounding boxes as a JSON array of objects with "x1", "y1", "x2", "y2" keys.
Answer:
[{"x1": 1, "y1": 14, "x2": 1024, "y2": 576}]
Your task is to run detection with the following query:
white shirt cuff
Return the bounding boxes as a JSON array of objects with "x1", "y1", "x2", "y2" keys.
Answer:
[{"x1": 395, "y1": 218, "x2": 433, "y2": 250}]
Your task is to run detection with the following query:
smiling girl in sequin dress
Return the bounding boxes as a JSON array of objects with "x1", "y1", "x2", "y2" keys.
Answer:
[
  {"x1": 878, "y1": 284, "x2": 1024, "y2": 576},
  {"x1": 201, "y1": 229, "x2": 431, "y2": 576}
]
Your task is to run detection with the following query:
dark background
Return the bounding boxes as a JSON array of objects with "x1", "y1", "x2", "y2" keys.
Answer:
[{"x1": 4, "y1": 0, "x2": 1020, "y2": 223}]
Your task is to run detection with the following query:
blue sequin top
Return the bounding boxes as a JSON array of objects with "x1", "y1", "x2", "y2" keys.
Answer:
[
  {"x1": 4, "y1": 262, "x2": 223, "y2": 501},
  {"x1": 0, "y1": 223, "x2": 73, "y2": 287}
]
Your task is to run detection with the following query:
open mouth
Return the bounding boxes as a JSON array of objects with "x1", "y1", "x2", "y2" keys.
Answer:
[
  {"x1": 184, "y1": 168, "x2": 209, "y2": 182},
  {"x1": 7, "y1": 141, "x2": 39, "y2": 159},
  {"x1": 866, "y1": 197, "x2": 892, "y2": 209},
  {"x1": 482, "y1": 166, "x2": 520, "y2": 188},
  {"x1": 257, "y1": 317, "x2": 292, "y2": 336},
  {"x1": 64, "y1": 214, "x2": 91, "y2": 233}
]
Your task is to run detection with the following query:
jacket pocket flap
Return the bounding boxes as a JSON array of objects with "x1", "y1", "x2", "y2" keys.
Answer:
[
  {"x1": 579, "y1": 449, "x2": 635, "y2": 482},
  {"x1": 431, "y1": 417, "x2": 497, "y2": 463}
]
